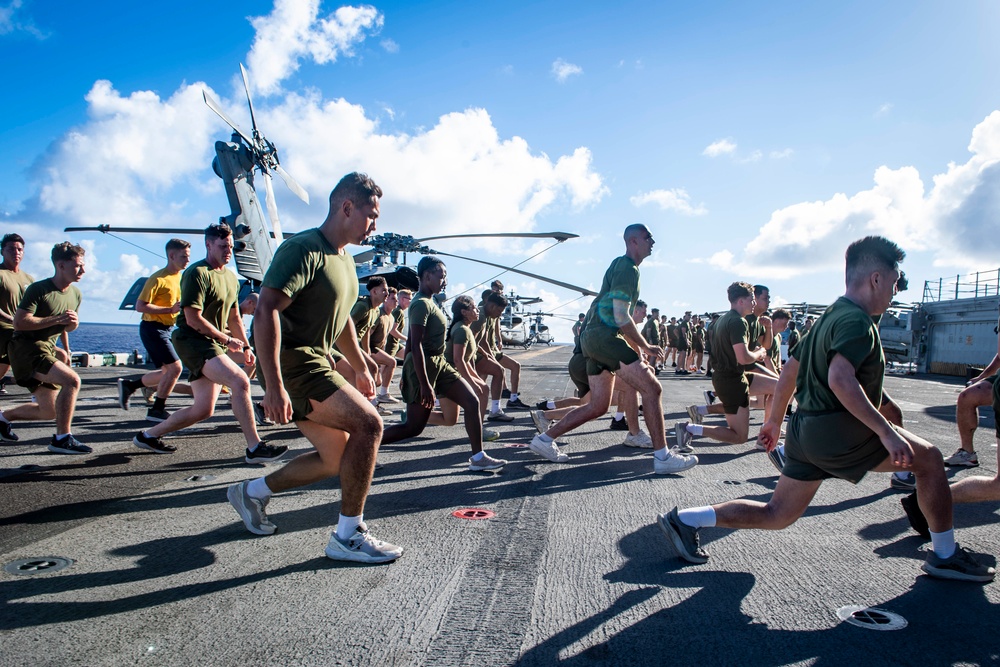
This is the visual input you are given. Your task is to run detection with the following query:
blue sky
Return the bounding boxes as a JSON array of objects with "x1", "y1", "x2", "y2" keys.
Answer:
[{"x1": 3, "y1": 0, "x2": 1000, "y2": 342}]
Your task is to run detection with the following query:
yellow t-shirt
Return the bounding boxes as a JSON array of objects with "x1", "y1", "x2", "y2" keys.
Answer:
[{"x1": 138, "y1": 267, "x2": 182, "y2": 326}]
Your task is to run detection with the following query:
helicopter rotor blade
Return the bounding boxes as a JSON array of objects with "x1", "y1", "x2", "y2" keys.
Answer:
[
  {"x1": 262, "y1": 172, "x2": 284, "y2": 248},
  {"x1": 433, "y1": 251, "x2": 596, "y2": 297},
  {"x1": 203, "y1": 90, "x2": 255, "y2": 148},
  {"x1": 239, "y1": 63, "x2": 260, "y2": 142},
  {"x1": 354, "y1": 249, "x2": 376, "y2": 263},
  {"x1": 64, "y1": 225, "x2": 297, "y2": 239},
  {"x1": 275, "y1": 164, "x2": 310, "y2": 204},
  {"x1": 416, "y1": 231, "x2": 578, "y2": 244}
]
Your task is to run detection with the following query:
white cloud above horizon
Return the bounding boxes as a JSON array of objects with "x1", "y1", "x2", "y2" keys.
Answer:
[
  {"x1": 703, "y1": 138, "x2": 736, "y2": 157},
  {"x1": 630, "y1": 188, "x2": 707, "y2": 216},
  {"x1": 551, "y1": 58, "x2": 582, "y2": 83}
]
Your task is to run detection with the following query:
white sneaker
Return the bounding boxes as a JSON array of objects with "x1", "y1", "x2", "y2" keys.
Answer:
[
  {"x1": 487, "y1": 409, "x2": 515, "y2": 422},
  {"x1": 529, "y1": 434, "x2": 569, "y2": 463},
  {"x1": 686, "y1": 404, "x2": 703, "y2": 425},
  {"x1": 675, "y1": 420, "x2": 694, "y2": 453},
  {"x1": 623, "y1": 430, "x2": 654, "y2": 449},
  {"x1": 530, "y1": 409, "x2": 552, "y2": 434},
  {"x1": 469, "y1": 452, "x2": 507, "y2": 471},
  {"x1": 377, "y1": 393, "x2": 400, "y2": 404},
  {"x1": 483, "y1": 428, "x2": 501, "y2": 442},
  {"x1": 325, "y1": 526, "x2": 403, "y2": 563},
  {"x1": 653, "y1": 448, "x2": 698, "y2": 474}
]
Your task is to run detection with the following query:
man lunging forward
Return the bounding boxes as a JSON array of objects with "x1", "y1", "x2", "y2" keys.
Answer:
[{"x1": 228, "y1": 172, "x2": 402, "y2": 564}]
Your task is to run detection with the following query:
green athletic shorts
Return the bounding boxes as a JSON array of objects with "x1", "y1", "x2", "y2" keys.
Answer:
[
  {"x1": 568, "y1": 352, "x2": 590, "y2": 397},
  {"x1": 8, "y1": 336, "x2": 59, "y2": 392},
  {"x1": 581, "y1": 327, "x2": 639, "y2": 375},
  {"x1": 783, "y1": 410, "x2": 890, "y2": 484},
  {"x1": 259, "y1": 346, "x2": 347, "y2": 422},
  {"x1": 711, "y1": 371, "x2": 750, "y2": 415},
  {"x1": 400, "y1": 352, "x2": 462, "y2": 404},
  {"x1": 0, "y1": 327, "x2": 13, "y2": 365},
  {"x1": 171, "y1": 328, "x2": 226, "y2": 382}
]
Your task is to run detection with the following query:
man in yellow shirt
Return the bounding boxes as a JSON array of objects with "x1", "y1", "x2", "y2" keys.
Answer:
[{"x1": 117, "y1": 239, "x2": 193, "y2": 422}]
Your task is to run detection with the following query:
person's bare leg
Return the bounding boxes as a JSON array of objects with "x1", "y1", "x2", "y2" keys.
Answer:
[
  {"x1": 4, "y1": 386, "x2": 57, "y2": 422},
  {"x1": 499, "y1": 355, "x2": 520, "y2": 394},
  {"x1": 956, "y1": 380, "x2": 991, "y2": 454},
  {"x1": 713, "y1": 476, "x2": 822, "y2": 529},
  {"x1": 546, "y1": 373, "x2": 614, "y2": 439},
  {"x1": 870, "y1": 427, "x2": 952, "y2": 532},
  {"x1": 33, "y1": 361, "x2": 81, "y2": 434},
  {"x1": 699, "y1": 407, "x2": 751, "y2": 445},
  {"x1": 622, "y1": 387, "x2": 640, "y2": 434},
  {"x1": 439, "y1": 378, "x2": 485, "y2": 454},
  {"x1": 616, "y1": 360, "x2": 667, "y2": 451},
  {"x1": 201, "y1": 355, "x2": 261, "y2": 447},
  {"x1": 427, "y1": 399, "x2": 460, "y2": 426},
  {"x1": 145, "y1": 377, "x2": 220, "y2": 437}
]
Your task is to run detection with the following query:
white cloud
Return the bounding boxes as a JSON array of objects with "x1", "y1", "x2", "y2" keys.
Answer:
[
  {"x1": 551, "y1": 58, "x2": 582, "y2": 83},
  {"x1": 770, "y1": 148, "x2": 793, "y2": 159},
  {"x1": 630, "y1": 188, "x2": 707, "y2": 216},
  {"x1": 740, "y1": 150, "x2": 763, "y2": 163},
  {"x1": 703, "y1": 138, "x2": 737, "y2": 157},
  {"x1": 380, "y1": 37, "x2": 399, "y2": 53},
  {"x1": 246, "y1": 0, "x2": 383, "y2": 96},
  {"x1": 875, "y1": 102, "x2": 893, "y2": 118},
  {"x1": 0, "y1": 0, "x2": 45, "y2": 38},
  {"x1": 696, "y1": 111, "x2": 1000, "y2": 278}
]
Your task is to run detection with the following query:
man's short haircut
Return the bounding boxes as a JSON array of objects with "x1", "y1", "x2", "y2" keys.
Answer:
[
  {"x1": 727, "y1": 281, "x2": 754, "y2": 303},
  {"x1": 788, "y1": 320, "x2": 797, "y2": 330},
  {"x1": 386, "y1": 286, "x2": 397, "y2": 296},
  {"x1": 205, "y1": 222, "x2": 232, "y2": 241},
  {"x1": 52, "y1": 241, "x2": 85, "y2": 265},
  {"x1": 845, "y1": 235, "x2": 905, "y2": 286},
  {"x1": 485, "y1": 291, "x2": 508, "y2": 309},
  {"x1": 636, "y1": 299, "x2": 647, "y2": 309},
  {"x1": 166, "y1": 238, "x2": 191, "y2": 253},
  {"x1": 578, "y1": 313, "x2": 585, "y2": 319},
  {"x1": 753, "y1": 284, "x2": 769, "y2": 297},
  {"x1": 771, "y1": 308, "x2": 792, "y2": 323},
  {"x1": 329, "y1": 172, "x2": 382, "y2": 210},
  {"x1": 481, "y1": 289, "x2": 493, "y2": 303},
  {"x1": 623, "y1": 224, "x2": 648, "y2": 242},
  {"x1": 416, "y1": 256, "x2": 445, "y2": 278},
  {"x1": 397, "y1": 289, "x2": 412, "y2": 299},
  {"x1": 366, "y1": 276, "x2": 387, "y2": 291},
  {"x1": 651, "y1": 308, "x2": 659, "y2": 314},
  {"x1": 896, "y1": 270, "x2": 909, "y2": 292},
  {"x1": 1, "y1": 233, "x2": 25, "y2": 251},
  {"x1": 490, "y1": 280, "x2": 504, "y2": 292}
]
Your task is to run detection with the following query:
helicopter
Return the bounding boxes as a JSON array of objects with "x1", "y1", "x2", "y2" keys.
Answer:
[{"x1": 65, "y1": 64, "x2": 598, "y2": 315}]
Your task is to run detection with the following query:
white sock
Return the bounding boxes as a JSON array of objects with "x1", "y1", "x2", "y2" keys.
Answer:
[
  {"x1": 930, "y1": 528, "x2": 956, "y2": 559},
  {"x1": 336, "y1": 514, "x2": 364, "y2": 540},
  {"x1": 248, "y1": 441, "x2": 262, "y2": 452},
  {"x1": 696, "y1": 405, "x2": 709, "y2": 416},
  {"x1": 678, "y1": 506, "x2": 717, "y2": 529},
  {"x1": 614, "y1": 412, "x2": 624, "y2": 420},
  {"x1": 471, "y1": 451, "x2": 485, "y2": 461},
  {"x1": 687, "y1": 423, "x2": 704, "y2": 436},
  {"x1": 546, "y1": 400, "x2": 556, "y2": 410},
  {"x1": 509, "y1": 392, "x2": 518, "y2": 401},
  {"x1": 893, "y1": 471, "x2": 909, "y2": 480},
  {"x1": 654, "y1": 447, "x2": 668, "y2": 460},
  {"x1": 537, "y1": 433, "x2": 553, "y2": 443},
  {"x1": 55, "y1": 433, "x2": 70, "y2": 440},
  {"x1": 247, "y1": 477, "x2": 272, "y2": 501},
  {"x1": 491, "y1": 400, "x2": 500, "y2": 412},
  {"x1": 378, "y1": 387, "x2": 388, "y2": 396}
]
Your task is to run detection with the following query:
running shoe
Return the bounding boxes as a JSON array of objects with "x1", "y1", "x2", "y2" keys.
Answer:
[
  {"x1": 252, "y1": 401, "x2": 275, "y2": 427},
  {"x1": 245, "y1": 440, "x2": 288, "y2": 464},
  {"x1": 529, "y1": 434, "x2": 569, "y2": 463},
  {"x1": 325, "y1": 526, "x2": 403, "y2": 563},
  {"x1": 674, "y1": 420, "x2": 693, "y2": 453},
  {"x1": 483, "y1": 428, "x2": 501, "y2": 442},
  {"x1": 0, "y1": 376, "x2": 7, "y2": 394},
  {"x1": 469, "y1": 453, "x2": 507, "y2": 471},
  {"x1": 132, "y1": 430, "x2": 176, "y2": 454},
  {"x1": 922, "y1": 545, "x2": 996, "y2": 582},
  {"x1": 623, "y1": 430, "x2": 654, "y2": 449},
  {"x1": 609, "y1": 416, "x2": 628, "y2": 431},
  {"x1": 506, "y1": 397, "x2": 530, "y2": 410},
  {"x1": 227, "y1": 480, "x2": 276, "y2": 535},
  {"x1": 377, "y1": 393, "x2": 400, "y2": 404},
  {"x1": 657, "y1": 507, "x2": 709, "y2": 564},
  {"x1": 146, "y1": 407, "x2": 171, "y2": 423},
  {"x1": 900, "y1": 492, "x2": 930, "y2": 540},
  {"x1": 49, "y1": 434, "x2": 92, "y2": 455},
  {"x1": 0, "y1": 419, "x2": 18, "y2": 442},
  {"x1": 530, "y1": 409, "x2": 552, "y2": 435},
  {"x1": 487, "y1": 409, "x2": 515, "y2": 422},
  {"x1": 535, "y1": 399, "x2": 550, "y2": 411},
  {"x1": 767, "y1": 443, "x2": 786, "y2": 473},
  {"x1": 686, "y1": 404, "x2": 703, "y2": 425},
  {"x1": 375, "y1": 403, "x2": 394, "y2": 416},
  {"x1": 117, "y1": 377, "x2": 135, "y2": 410},
  {"x1": 703, "y1": 389, "x2": 716, "y2": 405},
  {"x1": 943, "y1": 449, "x2": 979, "y2": 468},
  {"x1": 142, "y1": 386, "x2": 157, "y2": 405},
  {"x1": 890, "y1": 471, "x2": 916, "y2": 491},
  {"x1": 653, "y1": 448, "x2": 698, "y2": 474},
  {"x1": 675, "y1": 369, "x2": 690, "y2": 376}
]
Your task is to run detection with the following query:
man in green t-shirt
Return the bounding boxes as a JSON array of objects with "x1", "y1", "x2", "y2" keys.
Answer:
[
  {"x1": 227, "y1": 172, "x2": 402, "y2": 564},
  {"x1": 679, "y1": 282, "x2": 778, "y2": 450},
  {"x1": 347, "y1": 276, "x2": 392, "y2": 415},
  {"x1": 527, "y1": 224, "x2": 697, "y2": 475},
  {"x1": 0, "y1": 242, "x2": 87, "y2": 453},
  {"x1": 473, "y1": 291, "x2": 518, "y2": 421},
  {"x1": 661, "y1": 235, "x2": 994, "y2": 582},
  {"x1": 132, "y1": 223, "x2": 285, "y2": 464},
  {"x1": 0, "y1": 233, "x2": 34, "y2": 398},
  {"x1": 374, "y1": 287, "x2": 401, "y2": 405},
  {"x1": 387, "y1": 289, "x2": 410, "y2": 361}
]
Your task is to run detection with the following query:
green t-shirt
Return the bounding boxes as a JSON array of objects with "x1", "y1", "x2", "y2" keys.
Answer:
[
  {"x1": 386, "y1": 306, "x2": 406, "y2": 354},
  {"x1": 791, "y1": 297, "x2": 885, "y2": 412},
  {"x1": 175, "y1": 259, "x2": 239, "y2": 337},
  {"x1": 261, "y1": 228, "x2": 358, "y2": 353},
  {"x1": 709, "y1": 309, "x2": 749, "y2": 376},
  {"x1": 472, "y1": 304, "x2": 498, "y2": 352},
  {"x1": 444, "y1": 321, "x2": 477, "y2": 367},
  {"x1": 742, "y1": 313, "x2": 766, "y2": 371},
  {"x1": 641, "y1": 317, "x2": 660, "y2": 345},
  {"x1": 769, "y1": 332, "x2": 782, "y2": 369},
  {"x1": 350, "y1": 296, "x2": 379, "y2": 349},
  {"x1": 584, "y1": 255, "x2": 640, "y2": 335},
  {"x1": 0, "y1": 268, "x2": 34, "y2": 330},
  {"x1": 16, "y1": 278, "x2": 81, "y2": 344},
  {"x1": 408, "y1": 293, "x2": 448, "y2": 356}
]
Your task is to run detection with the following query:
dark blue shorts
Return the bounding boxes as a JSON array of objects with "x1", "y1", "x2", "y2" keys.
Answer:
[{"x1": 140, "y1": 321, "x2": 179, "y2": 368}]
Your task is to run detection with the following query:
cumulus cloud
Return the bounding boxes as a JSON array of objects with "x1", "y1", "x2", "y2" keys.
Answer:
[
  {"x1": 696, "y1": 111, "x2": 1000, "y2": 278},
  {"x1": 630, "y1": 188, "x2": 707, "y2": 216},
  {"x1": 551, "y1": 58, "x2": 582, "y2": 83},
  {"x1": 380, "y1": 37, "x2": 398, "y2": 53},
  {"x1": 246, "y1": 0, "x2": 383, "y2": 96},
  {"x1": 770, "y1": 148, "x2": 793, "y2": 159},
  {"x1": 703, "y1": 138, "x2": 737, "y2": 157}
]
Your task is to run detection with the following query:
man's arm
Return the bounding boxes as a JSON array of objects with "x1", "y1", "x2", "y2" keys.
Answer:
[
  {"x1": 335, "y1": 320, "x2": 375, "y2": 398},
  {"x1": 14, "y1": 308, "x2": 77, "y2": 332},
  {"x1": 758, "y1": 357, "x2": 799, "y2": 450},
  {"x1": 733, "y1": 342, "x2": 767, "y2": 366},
  {"x1": 256, "y1": 287, "x2": 294, "y2": 423},
  {"x1": 182, "y1": 306, "x2": 245, "y2": 354},
  {"x1": 136, "y1": 299, "x2": 180, "y2": 316},
  {"x1": 613, "y1": 299, "x2": 660, "y2": 361}
]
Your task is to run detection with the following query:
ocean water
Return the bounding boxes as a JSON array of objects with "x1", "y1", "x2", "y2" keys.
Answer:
[{"x1": 66, "y1": 322, "x2": 144, "y2": 354}]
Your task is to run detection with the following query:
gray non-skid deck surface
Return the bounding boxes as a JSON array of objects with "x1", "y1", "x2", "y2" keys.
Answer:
[{"x1": 0, "y1": 347, "x2": 998, "y2": 666}]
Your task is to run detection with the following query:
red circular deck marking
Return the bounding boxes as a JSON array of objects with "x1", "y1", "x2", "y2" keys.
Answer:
[
  {"x1": 452, "y1": 508, "x2": 496, "y2": 520},
  {"x1": 503, "y1": 443, "x2": 529, "y2": 448}
]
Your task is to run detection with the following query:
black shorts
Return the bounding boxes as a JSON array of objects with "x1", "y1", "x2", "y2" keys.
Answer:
[{"x1": 140, "y1": 321, "x2": 179, "y2": 368}]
